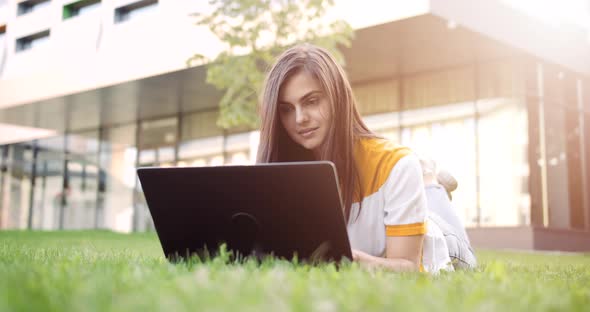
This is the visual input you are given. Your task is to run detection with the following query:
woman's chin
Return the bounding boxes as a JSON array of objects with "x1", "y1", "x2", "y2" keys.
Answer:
[{"x1": 299, "y1": 140, "x2": 320, "y2": 151}]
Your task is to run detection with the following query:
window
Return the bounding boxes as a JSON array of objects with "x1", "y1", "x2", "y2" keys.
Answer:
[
  {"x1": 477, "y1": 98, "x2": 529, "y2": 226},
  {"x1": 354, "y1": 79, "x2": 400, "y2": 115},
  {"x1": 114, "y1": 0, "x2": 158, "y2": 23},
  {"x1": 178, "y1": 111, "x2": 224, "y2": 162},
  {"x1": 403, "y1": 66, "x2": 475, "y2": 109},
  {"x1": 15, "y1": 30, "x2": 50, "y2": 52},
  {"x1": 17, "y1": 0, "x2": 50, "y2": 16},
  {"x1": 63, "y1": 0, "x2": 101, "y2": 20}
]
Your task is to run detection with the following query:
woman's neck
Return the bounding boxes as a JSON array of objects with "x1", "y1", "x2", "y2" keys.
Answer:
[{"x1": 312, "y1": 147, "x2": 323, "y2": 160}]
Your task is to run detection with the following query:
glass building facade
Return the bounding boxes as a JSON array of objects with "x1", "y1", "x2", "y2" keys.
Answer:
[
  {"x1": 0, "y1": 107, "x2": 255, "y2": 232},
  {"x1": 1, "y1": 56, "x2": 587, "y2": 233}
]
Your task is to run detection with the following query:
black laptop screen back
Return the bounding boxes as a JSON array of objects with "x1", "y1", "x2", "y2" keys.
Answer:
[{"x1": 137, "y1": 162, "x2": 352, "y2": 262}]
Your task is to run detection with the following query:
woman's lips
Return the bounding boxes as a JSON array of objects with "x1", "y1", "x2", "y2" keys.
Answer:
[{"x1": 298, "y1": 127, "x2": 319, "y2": 138}]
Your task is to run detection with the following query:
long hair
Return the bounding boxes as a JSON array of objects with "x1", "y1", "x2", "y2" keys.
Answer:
[{"x1": 257, "y1": 44, "x2": 377, "y2": 221}]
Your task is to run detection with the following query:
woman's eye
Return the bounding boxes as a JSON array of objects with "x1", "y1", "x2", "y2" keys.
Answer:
[
  {"x1": 306, "y1": 98, "x2": 318, "y2": 105},
  {"x1": 279, "y1": 105, "x2": 293, "y2": 113}
]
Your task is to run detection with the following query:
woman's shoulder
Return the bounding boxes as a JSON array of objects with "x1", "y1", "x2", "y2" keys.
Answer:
[
  {"x1": 354, "y1": 137, "x2": 417, "y2": 198},
  {"x1": 355, "y1": 137, "x2": 412, "y2": 168}
]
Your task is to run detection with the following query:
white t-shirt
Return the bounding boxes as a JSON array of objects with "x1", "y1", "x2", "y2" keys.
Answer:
[{"x1": 346, "y1": 138, "x2": 453, "y2": 273}]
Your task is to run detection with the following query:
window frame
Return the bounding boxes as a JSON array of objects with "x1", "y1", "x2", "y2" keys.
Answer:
[
  {"x1": 17, "y1": 0, "x2": 50, "y2": 16},
  {"x1": 15, "y1": 30, "x2": 50, "y2": 53},
  {"x1": 114, "y1": 0, "x2": 158, "y2": 23},
  {"x1": 63, "y1": 0, "x2": 101, "y2": 20}
]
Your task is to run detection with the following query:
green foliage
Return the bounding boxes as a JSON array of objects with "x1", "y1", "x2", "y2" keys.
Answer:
[
  {"x1": 1, "y1": 231, "x2": 590, "y2": 311},
  {"x1": 188, "y1": 0, "x2": 354, "y2": 129}
]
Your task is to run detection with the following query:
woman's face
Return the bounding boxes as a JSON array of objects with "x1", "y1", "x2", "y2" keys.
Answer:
[{"x1": 278, "y1": 70, "x2": 333, "y2": 155}]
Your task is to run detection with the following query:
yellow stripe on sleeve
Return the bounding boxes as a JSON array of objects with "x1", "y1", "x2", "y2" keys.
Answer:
[
  {"x1": 385, "y1": 222, "x2": 427, "y2": 236},
  {"x1": 352, "y1": 138, "x2": 411, "y2": 203}
]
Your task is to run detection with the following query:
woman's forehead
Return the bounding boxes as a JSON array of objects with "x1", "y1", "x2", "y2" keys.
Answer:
[{"x1": 279, "y1": 70, "x2": 324, "y2": 102}]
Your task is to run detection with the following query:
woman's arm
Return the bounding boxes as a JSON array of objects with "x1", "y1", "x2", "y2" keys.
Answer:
[
  {"x1": 352, "y1": 153, "x2": 427, "y2": 272},
  {"x1": 352, "y1": 234, "x2": 424, "y2": 272}
]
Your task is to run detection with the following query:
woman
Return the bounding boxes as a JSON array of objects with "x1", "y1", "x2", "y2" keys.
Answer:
[{"x1": 257, "y1": 43, "x2": 476, "y2": 272}]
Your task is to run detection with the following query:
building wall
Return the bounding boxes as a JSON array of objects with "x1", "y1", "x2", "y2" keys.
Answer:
[
  {"x1": 0, "y1": 0, "x2": 219, "y2": 109},
  {"x1": 0, "y1": 0, "x2": 434, "y2": 110}
]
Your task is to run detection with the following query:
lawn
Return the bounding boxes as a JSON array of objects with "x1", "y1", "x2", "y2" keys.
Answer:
[{"x1": 1, "y1": 231, "x2": 589, "y2": 312}]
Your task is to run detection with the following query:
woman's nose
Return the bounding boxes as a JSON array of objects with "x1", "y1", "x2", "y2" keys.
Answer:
[{"x1": 295, "y1": 106, "x2": 309, "y2": 124}]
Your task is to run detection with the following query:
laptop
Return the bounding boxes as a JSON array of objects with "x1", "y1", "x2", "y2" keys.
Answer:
[{"x1": 137, "y1": 161, "x2": 352, "y2": 263}]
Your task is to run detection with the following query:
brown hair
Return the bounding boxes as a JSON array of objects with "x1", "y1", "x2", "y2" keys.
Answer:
[{"x1": 257, "y1": 44, "x2": 377, "y2": 220}]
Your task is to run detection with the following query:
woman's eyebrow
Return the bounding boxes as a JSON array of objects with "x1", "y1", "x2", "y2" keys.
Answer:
[
  {"x1": 299, "y1": 90, "x2": 321, "y2": 102},
  {"x1": 278, "y1": 90, "x2": 321, "y2": 106}
]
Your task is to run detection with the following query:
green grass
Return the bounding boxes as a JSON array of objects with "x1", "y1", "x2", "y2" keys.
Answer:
[{"x1": 1, "y1": 231, "x2": 589, "y2": 312}]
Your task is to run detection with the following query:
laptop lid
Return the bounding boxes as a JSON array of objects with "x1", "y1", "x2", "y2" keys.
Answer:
[{"x1": 137, "y1": 161, "x2": 352, "y2": 263}]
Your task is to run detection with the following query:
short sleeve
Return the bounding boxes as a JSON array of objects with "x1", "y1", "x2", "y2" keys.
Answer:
[{"x1": 382, "y1": 153, "x2": 427, "y2": 236}]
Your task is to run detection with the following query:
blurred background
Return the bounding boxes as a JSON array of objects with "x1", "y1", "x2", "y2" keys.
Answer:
[{"x1": 0, "y1": 0, "x2": 589, "y2": 251}]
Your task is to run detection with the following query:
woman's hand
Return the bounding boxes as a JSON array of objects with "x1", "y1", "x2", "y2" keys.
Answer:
[
  {"x1": 351, "y1": 248, "x2": 421, "y2": 272},
  {"x1": 351, "y1": 249, "x2": 376, "y2": 270},
  {"x1": 351, "y1": 248, "x2": 368, "y2": 262}
]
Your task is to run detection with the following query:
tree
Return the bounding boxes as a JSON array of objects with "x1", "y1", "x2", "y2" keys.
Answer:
[{"x1": 188, "y1": 0, "x2": 354, "y2": 129}]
